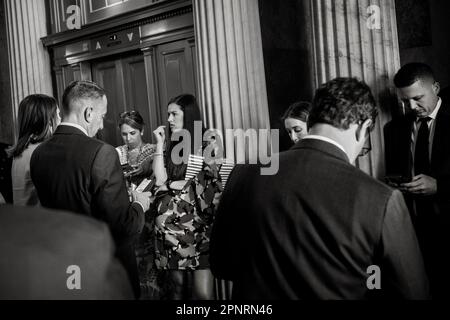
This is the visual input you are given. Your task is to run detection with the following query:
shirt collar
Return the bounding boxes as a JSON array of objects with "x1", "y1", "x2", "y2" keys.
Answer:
[
  {"x1": 428, "y1": 98, "x2": 442, "y2": 121},
  {"x1": 302, "y1": 135, "x2": 347, "y2": 155},
  {"x1": 59, "y1": 122, "x2": 88, "y2": 136}
]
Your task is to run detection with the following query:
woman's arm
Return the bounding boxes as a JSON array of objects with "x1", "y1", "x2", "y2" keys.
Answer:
[{"x1": 152, "y1": 126, "x2": 168, "y2": 186}]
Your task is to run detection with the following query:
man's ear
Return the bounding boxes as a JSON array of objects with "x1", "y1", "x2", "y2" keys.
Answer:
[
  {"x1": 433, "y1": 81, "x2": 441, "y2": 96},
  {"x1": 355, "y1": 119, "x2": 372, "y2": 142},
  {"x1": 84, "y1": 107, "x2": 93, "y2": 123}
]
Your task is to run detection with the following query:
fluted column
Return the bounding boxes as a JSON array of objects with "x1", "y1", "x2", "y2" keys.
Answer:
[
  {"x1": 193, "y1": 0, "x2": 271, "y2": 164},
  {"x1": 310, "y1": 0, "x2": 401, "y2": 178},
  {"x1": 4, "y1": 0, "x2": 53, "y2": 136}
]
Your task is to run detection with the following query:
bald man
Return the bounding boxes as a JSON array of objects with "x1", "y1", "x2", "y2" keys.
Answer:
[{"x1": 30, "y1": 81, "x2": 151, "y2": 298}]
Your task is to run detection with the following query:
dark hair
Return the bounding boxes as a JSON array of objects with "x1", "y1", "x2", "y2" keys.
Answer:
[
  {"x1": 166, "y1": 94, "x2": 204, "y2": 178},
  {"x1": 394, "y1": 63, "x2": 435, "y2": 88},
  {"x1": 167, "y1": 94, "x2": 204, "y2": 152},
  {"x1": 168, "y1": 94, "x2": 203, "y2": 138},
  {"x1": 281, "y1": 101, "x2": 311, "y2": 123},
  {"x1": 8, "y1": 94, "x2": 59, "y2": 158},
  {"x1": 62, "y1": 80, "x2": 106, "y2": 115},
  {"x1": 118, "y1": 110, "x2": 145, "y2": 132},
  {"x1": 308, "y1": 77, "x2": 377, "y2": 130}
]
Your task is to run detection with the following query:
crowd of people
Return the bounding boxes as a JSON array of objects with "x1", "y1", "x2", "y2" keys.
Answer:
[{"x1": 0, "y1": 62, "x2": 448, "y2": 300}]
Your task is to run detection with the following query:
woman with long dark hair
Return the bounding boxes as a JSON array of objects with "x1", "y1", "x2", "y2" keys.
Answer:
[
  {"x1": 152, "y1": 94, "x2": 220, "y2": 300},
  {"x1": 9, "y1": 94, "x2": 60, "y2": 206}
]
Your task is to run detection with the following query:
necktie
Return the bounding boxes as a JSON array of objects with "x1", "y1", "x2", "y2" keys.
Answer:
[{"x1": 414, "y1": 117, "x2": 431, "y2": 175}]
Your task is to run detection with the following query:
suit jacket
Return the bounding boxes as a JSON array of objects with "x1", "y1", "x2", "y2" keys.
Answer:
[
  {"x1": 0, "y1": 204, "x2": 133, "y2": 300},
  {"x1": 385, "y1": 98, "x2": 450, "y2": 216},
  {"x1": 30, "y1": 125, "x2": 145, "y2": 297},
  {"x1": 210, "y1": 138, "x2": 429, "y2": 299}
]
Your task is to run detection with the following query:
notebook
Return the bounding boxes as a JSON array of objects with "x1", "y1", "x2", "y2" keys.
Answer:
[
  {"x1": 218, "y1": 160, "x2": 235, "y2": 189},
  {"x1": 185, "y1": 154, "x2": 205, "y2": 181},
  {"x1": 184, "y1": 155, "x2": 235, "y2": 189},
  {"x1": 135, "y1": 178, "x2": 155, "y2": 193}
]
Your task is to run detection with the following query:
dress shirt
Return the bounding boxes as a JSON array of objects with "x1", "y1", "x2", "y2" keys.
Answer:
[{"x1": 411, "y1": 98, "x2": 442, "y2": 175}]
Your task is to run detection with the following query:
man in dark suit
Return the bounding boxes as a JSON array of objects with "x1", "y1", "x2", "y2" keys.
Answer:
[
  {"x1": 0, "y1": 204, "x2": 133, "y2": 299},
  {"x1": 210, "y1": 77, "x2": 429, "y2": 299},
  {"x1": 30, "y1": 81, "x2": 151, "y2": 299},
  {"x1": 385, "y1": 63, "x2": 450, "y2": 298}
]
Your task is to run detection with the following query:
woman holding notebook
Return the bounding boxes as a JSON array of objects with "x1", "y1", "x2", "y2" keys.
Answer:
[
  {"x1": 152, "y1": 94, "x2": 222, "y2": 300},
  {"x1": 116, "y1": 111, "x2": 156, "y2": 192}
]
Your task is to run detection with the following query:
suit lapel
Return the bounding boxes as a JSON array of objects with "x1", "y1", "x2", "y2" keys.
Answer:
[
  {"x1": 431, "y1": 100, "x2": 450, "y2": 171},
  {"x1": 405, "y1": 114, "x2": 415, "y2": 176}
]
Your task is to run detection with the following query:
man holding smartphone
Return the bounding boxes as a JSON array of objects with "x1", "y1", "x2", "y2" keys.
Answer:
[{"x1": 385, "y1": 63, "x2": 450, "y2": 299}]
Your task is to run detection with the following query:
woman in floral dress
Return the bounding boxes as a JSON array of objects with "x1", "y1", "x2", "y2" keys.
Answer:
[{"x1": 152, "y1": 94, "x2": 223, "y2": 300}]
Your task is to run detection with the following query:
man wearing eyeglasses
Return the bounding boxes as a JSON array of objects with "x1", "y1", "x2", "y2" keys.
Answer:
[
  {"x1": 211, "y1": 77, "x2": 429, "y2": 299},
  {"x1": 385, "y1": 63, "x2": 450, "y2": 299}
]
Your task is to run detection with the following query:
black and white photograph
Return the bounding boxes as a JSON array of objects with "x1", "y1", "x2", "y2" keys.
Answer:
[{"x1": 0, "y1": 0, "x2": 449, "y2": 307}]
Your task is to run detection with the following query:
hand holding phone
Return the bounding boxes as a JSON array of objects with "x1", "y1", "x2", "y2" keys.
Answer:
[
  {"x1": 385, "y1": 175, "x2": 411, "y2": 187},
  {"x1": 122, "y1": 163, "x2": 140, "y2": 178}
]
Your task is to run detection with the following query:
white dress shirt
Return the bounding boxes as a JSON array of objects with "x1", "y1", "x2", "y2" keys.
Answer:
[{"x1": 303, "y1": 135, "x2": 349, "y2": 160}]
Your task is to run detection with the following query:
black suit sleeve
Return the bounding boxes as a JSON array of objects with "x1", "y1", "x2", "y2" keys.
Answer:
[
  {"x1": 380, "y1": 190, "x2": 430, "y2": 299},
  {"x1": 91, "y1": 144, "x2": 145, "y2": 243},
  {"x1": 210, "y1": 165, "x2": 247, "y2": 281}
]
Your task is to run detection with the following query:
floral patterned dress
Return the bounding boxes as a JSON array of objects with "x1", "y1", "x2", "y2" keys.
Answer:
[
  {"x1": 153, "y1": 161, "x2": 223, "y2": 270},
  {"x1": 116, "y1": 143, "x2": 158, "y2": 298}
]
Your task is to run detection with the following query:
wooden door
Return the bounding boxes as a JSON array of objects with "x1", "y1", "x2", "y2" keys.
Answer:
[
  {"x1": 155, "y1": 39, "x2": 197, "y2": 121},
  {"x1": 92, "y1": 59, "x2": 126, "y2": 147},
  {"x1": 92, "y1": 52, "x2": 150, "y2": 147},
  {"x1": 122, "y1": 55, "x2": 152, "y2": 144}
]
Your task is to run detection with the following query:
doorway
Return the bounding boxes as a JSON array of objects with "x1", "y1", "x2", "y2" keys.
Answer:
[{"x1": 92, "y1": 52, "x2": 150, "y2": 147}]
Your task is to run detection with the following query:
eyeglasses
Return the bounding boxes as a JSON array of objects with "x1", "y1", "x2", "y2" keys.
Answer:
[
  {"x1": 357, "y1": 119, "x2": 374, "y2": 158},
  {"x1": 358, "y1": 141, "x2": 372, "y2": 157},
  {"x1": 358, "y1": 131, "x2": 372, "y2": 158}
]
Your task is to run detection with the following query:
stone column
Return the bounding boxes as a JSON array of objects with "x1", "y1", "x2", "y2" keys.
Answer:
[
  {"x1": 4, "y1": 0, "x2": 53, "y2": 138},
  {"x1": 193, "y1": 0, "x2": 271, "y2": 164},
  {"x1": 309, "y1": 0, "x2": 401, "y2": 178}
]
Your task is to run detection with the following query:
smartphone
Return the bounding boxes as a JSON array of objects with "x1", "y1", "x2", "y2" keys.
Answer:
[
  {"x1": 385, "y1": 175, "x2": 410, "y2": 185},
  {"x1": 135, "y1": 178, "x2": 155, "y2": 193},
  {"x1": 121, "y1": 163, "x2": 135, "y2": 175}
]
